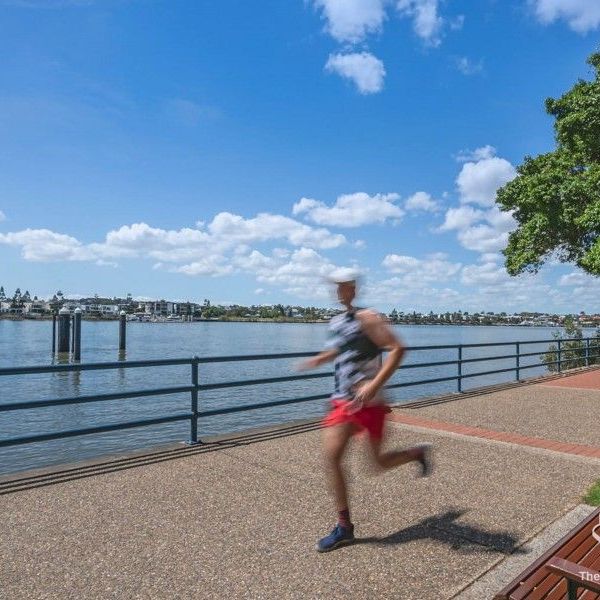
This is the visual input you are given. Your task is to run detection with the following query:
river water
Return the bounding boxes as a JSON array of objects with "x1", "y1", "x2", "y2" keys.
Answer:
[{"x1": 0, "y1": 320, "x2": 566, "y2": 474}]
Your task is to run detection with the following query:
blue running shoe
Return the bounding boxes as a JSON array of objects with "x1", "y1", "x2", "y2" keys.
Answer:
[
  {"x1": 415, "y1": 443, "x2": 433, "y2": 477},
  {"x1": 317, "y1": 524, "x2": 355, "y2": 553}
]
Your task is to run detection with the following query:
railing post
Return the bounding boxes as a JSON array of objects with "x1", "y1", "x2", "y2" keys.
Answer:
[
  {"x1": 189, "y1": 356, "x2": 200, "y2": 444},
  {"x1": 515, "y1": 342, "x2": 520, "y2": 381},
  {"x1": 457, "y1": 345, "x2": 463, "y2": 393},
  {"x1": 586, "y1": 337, "x2": 590, "y2": 367},
  {"x1": 557, "y1": 339, "x2": 562, "y2": 372}
]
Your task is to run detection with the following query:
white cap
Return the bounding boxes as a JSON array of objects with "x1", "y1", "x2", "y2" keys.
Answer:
[{"x1": 326, "y1": 267, "x2": 362, "y2": 284}]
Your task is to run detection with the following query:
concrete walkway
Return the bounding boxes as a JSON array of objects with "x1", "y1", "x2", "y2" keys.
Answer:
[{"x1": 1, "y1": 370, "x2": 600, "y2": 599}]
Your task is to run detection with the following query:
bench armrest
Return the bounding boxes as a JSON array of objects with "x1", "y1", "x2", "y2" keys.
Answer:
[{"x1": 546, "y1": 557, "x2": 600, "y2": 593}]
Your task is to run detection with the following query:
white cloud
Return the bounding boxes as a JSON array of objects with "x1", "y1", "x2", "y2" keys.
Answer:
[
  {"x1": 437, "y1": 206, "x2": 483, "y2": 231},
  {"x1": 250, "y1": 247, "x2": 341, "y2": 298},
  {"x1": 0, "y1": 228, "x2": 93, "y2": 261},
  {"x1": 530, "y1": 0, "x2": 600, "y2": 33},
  {"x1": 455, "y1": 56, "x2": 483, "y2": 76},
  {"x1": 0, "y1": 210, "x2": 347, "y2": 269},
  {"x1": 559, "y1": 271, "x2": 593, "y2": 286},
  {"x1": 312, "y1": 0, "x2": 387, "y2": 43},
  {"x1": 461, "y1": 261, "x2": 507, "y2": 286},
  {"x1": 455, "y1": 145, "x2": 497, "y2": 163},
  {"x1": 396, "y1": 0, "x2": 444, "y2": 46},
  {"x1": 479, "y1": 252, "x2": 503, "y2": 263},
  {"x1": 457, "y1": 224, "x2": 510, "y2": 253},
  {"x1": 173, "y1": 258, "x2": 234, "y2": 277},
  {"x1": 325, "y1": 52, "x2": 386, "y2": 94},
  {"x1": 485, "y1": 206, "x2": 517, "y2": 233},
  {"x1": 382, "y1": 253, "x2": 462, "y2": 282},
  {"x1": 207, "y1": 212, "x2": 346, "y2": 249},
  {"x1": 438, "y1": 206, "x2": 515, "y2": 254},
  {"x1": 367, "y1": 276, "x2": 461, "y2": 309},
  {"x1": 449, "y1": 15, "x2": 465, "y2": 30},
  {"x1": 456, "y1": 155, "x2": 516, "y2": 207},
  {"x1": 404, "y1": 191, "x2": 439, "y2": 212},
  {"x1": 293, "y1": 192, "x2": 403, "y2": 227}
]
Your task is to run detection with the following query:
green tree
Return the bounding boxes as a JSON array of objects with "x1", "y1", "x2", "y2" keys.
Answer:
[
  {"x1": 11, "y1": 288, "x2": 23, "y2": 308},
  {"x1": 542, "y1": 316, "x2": 600, "y2": 372},
  {"x1": 496, "y1": 53, "x2": 600, "y2": 276}
]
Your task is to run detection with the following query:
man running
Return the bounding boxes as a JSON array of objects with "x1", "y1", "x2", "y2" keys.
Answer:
[{"x1": 298, "y1": 268, "x2": 432, "y2": 552}]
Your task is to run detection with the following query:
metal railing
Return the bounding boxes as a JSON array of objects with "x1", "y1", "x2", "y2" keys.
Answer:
[{"x1": 1, "y1": 337, "x2": 598, "y2": 450}]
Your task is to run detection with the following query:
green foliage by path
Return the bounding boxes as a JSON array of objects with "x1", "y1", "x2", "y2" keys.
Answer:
[
  {"x1": 496, "y1": 53, "x2": 600, "y2": 276},
  {"x1": 583, "y1": 480, "x2": 600, "y2": 506},
  {"x1": 542, "y1": 317, "x2": 600, "y2": 372}
]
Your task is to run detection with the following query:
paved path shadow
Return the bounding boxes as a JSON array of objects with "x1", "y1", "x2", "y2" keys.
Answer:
[{"x1": 355, "y1": 508, "x2": 526, "y2": 554}]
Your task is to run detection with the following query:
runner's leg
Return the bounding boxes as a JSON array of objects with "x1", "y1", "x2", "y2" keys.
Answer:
[
  {"x1": 368, "y1": 435, "x2": 421, "y2": 469},
  {"x1": 322, "y1": 421, "x2": 356, "y2": 513},
  {"x1": 317, "y1": 421, "x2": 358, "y2": 552}
]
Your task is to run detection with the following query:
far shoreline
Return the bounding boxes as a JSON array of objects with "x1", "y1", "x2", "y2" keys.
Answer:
[{"x1": 1, "y1": 314, "x2": 594, "y2": 327}]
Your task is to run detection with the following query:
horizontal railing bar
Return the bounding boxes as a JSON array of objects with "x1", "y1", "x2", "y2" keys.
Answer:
[
  {"x1": 0, "y1": 337, "x2": 593, "y2": 376},
  {"x1": 197, "y1": 372, "x2": 331, "y2": 391},
  {"x1": 519, "y1": 362, "x2": 555, "y2": 371},
  {"x1": 460, "y1": 366, "x2": 521, "y2": 379},
  {"x1": 400, "y1": 359, "x2": 458, "y2": 370},
  {"x1": 0, "y1": 358, "x2": 192, "y2": 377},
  {"x1": 196, "y1": 351, "x2": 316, "y2": 363},
  {"x1": 0, "y1": 413, "x2": 192, "y2": 448},
  {"x1": 0, "y1": 385, "x2": 194, "y2": 412},
  {"x1": 387, "y1": 374, "x2": 460, "y2": 388},
  {"x1": 461, "y1": 353, "x2": 517, "y2": 364},
  {"x1": 198, "y1": 393, "x2": 328, "y2": 417}
]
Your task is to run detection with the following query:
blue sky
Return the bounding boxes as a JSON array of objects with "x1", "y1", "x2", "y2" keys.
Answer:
[{"x1": 0, "y1": 0, "x2": 599, "y2": 312}]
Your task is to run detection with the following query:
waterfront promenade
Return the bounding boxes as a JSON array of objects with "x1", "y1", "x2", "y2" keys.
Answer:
[{"x1": 1, "y1": 369, "x2": 599, "y2": 599}]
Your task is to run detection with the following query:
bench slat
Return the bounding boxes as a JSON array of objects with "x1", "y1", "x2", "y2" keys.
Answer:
[
  {"x1": 515, "y1": 537, "x2": 599, "y2": 600},
  {"x1": 547, "y1": 557, "x2": 600, "y2": 592},
  {"x1": 545, "y1": 550, "x2": 600, "y2": 600},
  {"x1": 494, "y1": 508, "x2": 600, "y2": 600}
]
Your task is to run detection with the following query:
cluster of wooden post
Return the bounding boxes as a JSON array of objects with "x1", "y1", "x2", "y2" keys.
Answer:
[{"x1": 52, "y1": 309, "x2": 127, "y2": 360}]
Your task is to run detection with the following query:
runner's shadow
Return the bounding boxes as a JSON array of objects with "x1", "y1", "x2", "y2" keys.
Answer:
[{"x1": 355, "y1": 508, "x2": 526, "y2": 555}]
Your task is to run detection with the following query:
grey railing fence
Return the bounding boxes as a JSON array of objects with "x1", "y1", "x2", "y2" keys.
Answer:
[{"x1": 1, "y1": 337, "x2": 598, "y2": 449}]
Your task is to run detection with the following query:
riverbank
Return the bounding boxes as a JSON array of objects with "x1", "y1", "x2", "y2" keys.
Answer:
[{"x1": 3, "y1": 314, "x2": 597, "y2": 327}]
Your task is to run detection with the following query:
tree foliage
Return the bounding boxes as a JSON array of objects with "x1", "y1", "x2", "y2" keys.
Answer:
[
  {"x1": 496, "y1": 53, "x2": 600, "y2": 276},
  {"x1": 542, "y1": 316, "x2": 600, "y2": 372}
]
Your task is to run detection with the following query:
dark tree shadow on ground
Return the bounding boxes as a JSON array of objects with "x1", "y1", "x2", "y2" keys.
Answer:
[{"x1": 355, "y1": 508, "x2": 526, "y2": 555}]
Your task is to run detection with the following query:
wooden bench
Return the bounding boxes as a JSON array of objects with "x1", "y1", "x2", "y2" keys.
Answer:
[{"x1": 494, "y1": 507, "x2": 600, "y2": 600}]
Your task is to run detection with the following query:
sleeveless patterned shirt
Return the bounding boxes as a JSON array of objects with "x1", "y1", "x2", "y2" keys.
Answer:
[{"x1": 326, "y1": 309, "x2": 383, "y2": 400}]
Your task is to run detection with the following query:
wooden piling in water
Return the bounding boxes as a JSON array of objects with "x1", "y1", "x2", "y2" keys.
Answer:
[
  {"x1": 52, "y1": 312, "x2": 57, "y2": 353},
  {"x1": 73, "y1": 308, "x2": 82, "y2": 361},
  {"x1": 57, "y1": 307, "x2": 71, "y2": 354},
  {"x1": 119, "y1": 311, "x2": 126, "y2": 352}
]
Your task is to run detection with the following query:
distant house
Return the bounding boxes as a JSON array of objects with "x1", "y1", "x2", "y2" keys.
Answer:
[{"x1": 23, "y1": 300, "x2": 48, "y2": 316}]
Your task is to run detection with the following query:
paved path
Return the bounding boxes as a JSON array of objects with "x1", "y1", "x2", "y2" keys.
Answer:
[{"x1": 1, "y1": 370, "x2": 599, "y2": 599}]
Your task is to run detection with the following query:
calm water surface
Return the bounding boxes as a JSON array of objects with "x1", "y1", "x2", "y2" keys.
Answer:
[{"x1": 0, "y1": 320, "x2": 565, "y2": 474}]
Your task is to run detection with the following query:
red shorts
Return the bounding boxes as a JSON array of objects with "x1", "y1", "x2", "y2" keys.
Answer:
[{"x1": 323, "y1": 399, "x2": 389, "y2": 440}]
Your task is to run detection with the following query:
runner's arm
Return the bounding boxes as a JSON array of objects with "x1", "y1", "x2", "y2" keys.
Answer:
[
  {"x1": 355, "y1": 310, "x2": 405, "y2": 398},
  {"x1": 296, "y1": 348, "x2": 339, "y2": 371}
]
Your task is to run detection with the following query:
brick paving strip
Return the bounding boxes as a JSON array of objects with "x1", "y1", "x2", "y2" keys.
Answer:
[{"x1": 388, "y1": 411, "x2": 600, "y2": 459}]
